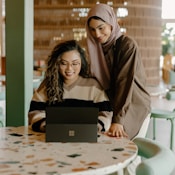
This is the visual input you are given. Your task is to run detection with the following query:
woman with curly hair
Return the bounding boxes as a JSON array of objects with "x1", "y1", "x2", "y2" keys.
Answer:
[{"x1": 28, "y1": 40, "x2": 113, "y2": 133}]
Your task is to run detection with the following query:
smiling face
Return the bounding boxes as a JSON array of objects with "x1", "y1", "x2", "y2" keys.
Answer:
[
  {"x1": 88, "y1": 18, "x2": 112, "y2": 44},
  {"x1": 59, "y1": 50, "x2": 81, "y2": 85}
]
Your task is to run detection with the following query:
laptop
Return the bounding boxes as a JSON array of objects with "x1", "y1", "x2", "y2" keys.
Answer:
[{"x1": 45, "y1": 106, "x2": 98, "y2": 142}]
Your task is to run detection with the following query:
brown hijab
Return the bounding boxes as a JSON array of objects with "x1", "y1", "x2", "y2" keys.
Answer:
[{"x1": 86, "y1": 3, "x2": 122, "y2": 90}]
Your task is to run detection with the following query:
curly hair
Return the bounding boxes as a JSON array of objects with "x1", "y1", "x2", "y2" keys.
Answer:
[{"x1": 43, "y1": 40, "x2": 89, "y2": 105}]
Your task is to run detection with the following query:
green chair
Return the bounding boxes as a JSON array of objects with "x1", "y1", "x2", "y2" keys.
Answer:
[
  {"x1": 133, "y1": 137, "x2": 175, "y2": 175},
  {"x1": 166, "y1": 90, "x2": 175, "y2": 100},
  {"x1": 0, "y1": 120, "x2": 3, "y2": 127},
  {"x1": 150, "y1": 108, "x2": 175, "y2": 150}
]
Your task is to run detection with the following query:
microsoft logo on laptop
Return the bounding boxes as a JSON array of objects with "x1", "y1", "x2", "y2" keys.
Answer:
[{"x1": 69, "y1": 130, "x2": 75, "y2": 137}]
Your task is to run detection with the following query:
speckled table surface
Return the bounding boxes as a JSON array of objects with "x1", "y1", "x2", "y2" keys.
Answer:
[{"x1": 0, "y1": 126, "x2": 137, "y2": 175}]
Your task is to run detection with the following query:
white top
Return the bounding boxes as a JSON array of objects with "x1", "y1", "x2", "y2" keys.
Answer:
[{"x1": 0, "y1": 126, "x2": 137, "y2": 175}]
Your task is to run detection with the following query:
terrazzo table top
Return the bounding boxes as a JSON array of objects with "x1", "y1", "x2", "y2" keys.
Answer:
[{"x1": 0, "y1": 126, "x2": 137, "y2": 175}]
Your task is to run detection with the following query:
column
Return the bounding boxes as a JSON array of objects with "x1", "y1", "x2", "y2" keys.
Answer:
[{"x1": 5, "y1": 0, "x2": 33, "y2": 126}]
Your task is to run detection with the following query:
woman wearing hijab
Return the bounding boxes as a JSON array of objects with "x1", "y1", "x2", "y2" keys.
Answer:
[{"x1": 86, "y1": 3, "x2": 151, "y2": 140}]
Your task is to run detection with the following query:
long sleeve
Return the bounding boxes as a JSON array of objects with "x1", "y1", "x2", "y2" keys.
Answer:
[
  {"x1": 112, "y1": 36, "x2": 139, "y2": 123},
  {"x1": 109, "y1": 35, "x2": 151, "y2": 139},
  {"x1": 92, "y1": 81, "x2": 113, "y2": 132},
  {"x1": 28, "y1": 86, "x2": 47, "y2": 132}
]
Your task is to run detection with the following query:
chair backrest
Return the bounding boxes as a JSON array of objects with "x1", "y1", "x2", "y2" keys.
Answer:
[{"x1": 133, "y1": 137, "x2": 175, "y2": 175}]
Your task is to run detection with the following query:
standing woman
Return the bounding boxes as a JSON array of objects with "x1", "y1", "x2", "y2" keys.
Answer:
[{"x1": 86, "y1": 3, "x2": 151, "y2": 139}]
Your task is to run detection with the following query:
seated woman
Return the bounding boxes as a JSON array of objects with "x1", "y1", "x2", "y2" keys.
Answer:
[{"x1": 28, "y1": 40, "x2": 113, "y2": 133}]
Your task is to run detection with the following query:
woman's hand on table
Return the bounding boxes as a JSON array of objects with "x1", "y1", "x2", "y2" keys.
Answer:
[{"x1": 107, "y1": 123, "x2": 128, "y2": 138}]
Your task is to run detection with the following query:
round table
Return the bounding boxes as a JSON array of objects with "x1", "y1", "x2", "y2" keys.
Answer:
[{"x1": 0, "y1": 126, "x2": 137, "y2": 175}]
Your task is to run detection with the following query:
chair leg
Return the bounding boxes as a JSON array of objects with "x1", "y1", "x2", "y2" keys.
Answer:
[
  {"x1": 0, "y1": 120, "x2": 3, "y2": 127},
  {"x1": 152, "y1": 113, "x2": 174, "y2": 150},
  {"x1": 168, "y1": 118, "x2": 174, "y2": 150},
  {"x1": 153, "y1": 117, "x2": 156, "y2": 140}
]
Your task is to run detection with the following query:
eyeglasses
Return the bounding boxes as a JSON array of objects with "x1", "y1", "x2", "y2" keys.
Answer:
[{"x1": 59, "y1": 60, "x2": 81, "y2": 68}]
